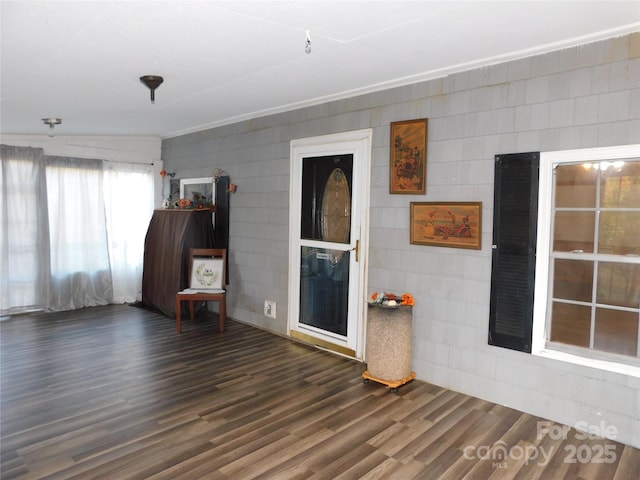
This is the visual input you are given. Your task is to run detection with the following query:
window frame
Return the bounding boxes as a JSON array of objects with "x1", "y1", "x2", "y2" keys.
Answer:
[{"x1": 533, "y1": 144, "x2": 640, "y2": 377}]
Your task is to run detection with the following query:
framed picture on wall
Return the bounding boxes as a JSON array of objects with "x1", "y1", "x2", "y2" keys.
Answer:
[
  {"x1": 410, "y1": 201, "x2": 482, "y2": 249},
  {"x1": 390, "y1": 118, "x2": 428, "y2": 194},
  {"x1": 180, "y1": 177, "x2": 214, "y2": 208}
]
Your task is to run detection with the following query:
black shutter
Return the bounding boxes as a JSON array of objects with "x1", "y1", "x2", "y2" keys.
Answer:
[
  {"x1": 215, "y1": 176, "x2": 230, "y2": 284},
  {"x1": 489, "y1": 152, "x2": 539, "y2": 353}
]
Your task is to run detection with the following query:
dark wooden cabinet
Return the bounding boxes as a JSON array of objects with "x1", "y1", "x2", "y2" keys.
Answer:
[{"x1": 141, "y1": 209, "x2": 215, "y2": 317}]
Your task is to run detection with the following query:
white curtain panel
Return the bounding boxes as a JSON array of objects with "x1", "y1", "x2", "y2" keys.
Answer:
[
  {"x1": 45, "y1": 155, "x2": 112, "y2": 311},
  {"x1": 103, "y1": 161, "x2": 154, "y2": 304},
  {"x1": 0, "y1": 145, "x2": 154, "y2": 314},
  {"x1": 0, "y1": 145, "x2": 50, "y2": 313}
]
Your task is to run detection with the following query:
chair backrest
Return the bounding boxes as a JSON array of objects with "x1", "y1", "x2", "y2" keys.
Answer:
[{"x1": 188, "y1": 248, "x2": 227, "y2": 289}]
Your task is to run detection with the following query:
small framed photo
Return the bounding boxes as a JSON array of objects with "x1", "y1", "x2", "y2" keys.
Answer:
[
  {"x1": 180, "y1": 177, "x2": 214, "y2": 208},
  {"x1": 190, "y1": 258, "x2": 224, "y2": 289},
  {"x1": 410, "y1": 202, "x2": 482, "y2": 249},
  {"x1": 390, "y1": 118, "x2": 428, "y2": 194}
]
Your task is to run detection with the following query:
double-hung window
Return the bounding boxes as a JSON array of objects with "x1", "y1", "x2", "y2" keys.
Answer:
[{"x1": 533, "y1": 145, "x2": 640, "y2": 374}]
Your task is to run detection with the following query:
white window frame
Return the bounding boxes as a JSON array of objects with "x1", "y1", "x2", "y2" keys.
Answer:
[{"x1": 533, "y1": 144, "x2": 640, "y2": 377}]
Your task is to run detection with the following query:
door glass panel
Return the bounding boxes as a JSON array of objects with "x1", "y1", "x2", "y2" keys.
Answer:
[
  {"x1": 321, "y1": 168, "x2": 351, "y2": 243},
  {"x1": 300, "y1": 246, "x2": 350, "y2": 336},
  {"x1": 301, "y1": 155, "x2": 353, "y2": 242}
]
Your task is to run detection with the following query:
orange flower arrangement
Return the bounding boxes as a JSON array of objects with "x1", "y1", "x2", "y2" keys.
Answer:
[
  {"x1": 401, "y1": 293, "x2": 415, "y2": 306},
  {"x1": 370, "y1": 291, "x2": 414, "y2": 307},
  {"x1": 178, "y1": 198, "x2": 192, "y2": 209},
  {"x1": 163, "y1": 192, "x2": 214, "y2": 210}
]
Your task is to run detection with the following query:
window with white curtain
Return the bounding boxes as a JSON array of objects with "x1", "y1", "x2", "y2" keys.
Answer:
[
  {"x1": 46, "y1": 155, "x2": 112, "y2": 311},
  {"x1": 0, "y1": 145, "x2": 154, "y2": 314},
  {"x1": 103, "y1": 161, "x2": 154, "y2": 304},
  {"x1": 0, "y1": 146, "x2": 49, "y2": 313}
]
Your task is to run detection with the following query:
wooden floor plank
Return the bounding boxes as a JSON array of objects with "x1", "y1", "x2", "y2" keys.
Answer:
[
  {"x1": 1, "y1": 304, "x2": 637, "y2": 479},
  {"x1": 612, "y1": 445, "x2": 640, "y2": 480}
]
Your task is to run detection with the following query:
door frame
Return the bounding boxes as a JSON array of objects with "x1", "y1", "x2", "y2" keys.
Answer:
[{"x1": 288, "y1": 129, "x2": 372, "y2": 359}]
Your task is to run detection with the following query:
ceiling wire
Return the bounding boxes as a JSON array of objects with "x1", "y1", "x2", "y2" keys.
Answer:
[{"x1": 305, "y1": 31, "x2": 311, "y2": 54}]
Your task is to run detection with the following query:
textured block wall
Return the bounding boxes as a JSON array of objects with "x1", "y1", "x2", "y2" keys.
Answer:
[{"x1": 162, "y1": 33, "x2": 640, "y2": 448}]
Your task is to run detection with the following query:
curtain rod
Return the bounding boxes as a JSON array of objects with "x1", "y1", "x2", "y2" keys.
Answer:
[
  {"x1": 50, "y1": 157, "x2": 155, "y2": 167},
  {"x1": 103, "y1": 159, "x2": 156, "y2": 166}
]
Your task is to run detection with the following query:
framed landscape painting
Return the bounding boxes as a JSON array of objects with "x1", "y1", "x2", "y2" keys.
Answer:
[
  {"x1": 410, "y1": 202, "x2": 482, "y2": 249},
  {"x1": 390, "y1": 118, "x2": 428, "y2": 194}
]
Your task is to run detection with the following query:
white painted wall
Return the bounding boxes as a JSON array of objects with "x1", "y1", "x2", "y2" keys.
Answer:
[{"x1": 162, "y1": 33, "x2": 640, "y2": 448}]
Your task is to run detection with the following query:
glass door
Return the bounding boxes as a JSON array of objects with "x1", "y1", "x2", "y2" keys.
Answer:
[{"x1": 289, "y1": 130, "x2": 371, "y2": 358}]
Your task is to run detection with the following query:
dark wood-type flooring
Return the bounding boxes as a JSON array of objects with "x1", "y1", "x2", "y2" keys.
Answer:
[{"x1": 1, "y1": 305, "x2": 638, "y2": 479}]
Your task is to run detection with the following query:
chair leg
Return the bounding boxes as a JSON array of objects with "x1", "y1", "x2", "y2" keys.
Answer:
[
  {"x1": 176, "y1": 297, "x2": 182, "y2": 333},
  {"x1": 219, "y1": 298, "x2": 226, "y2": 332},
  {"x1": 189, "y1": 301, "x2": 195, "y2": 321}
]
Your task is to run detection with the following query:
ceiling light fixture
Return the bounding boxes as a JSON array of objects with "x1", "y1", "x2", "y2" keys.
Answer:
[
  {"x1": 42, "y1": 117, "x2": 62, "y2": 137},
  {"x1": 139, "y1": 75, "x2": 164, "y2": 103},
  {"x1": 304, "y1": 31, "x2": 311, "y2": 54}
]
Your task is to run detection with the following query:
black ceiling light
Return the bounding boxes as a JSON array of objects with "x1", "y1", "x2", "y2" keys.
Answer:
[{"x1": 139, "y1": 75, "x2": 164, "y2": 103}]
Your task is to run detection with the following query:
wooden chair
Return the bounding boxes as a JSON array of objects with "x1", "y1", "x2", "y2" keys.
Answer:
[{"x1": 175, "y1": 248, "x2": 226, "y2": 333}]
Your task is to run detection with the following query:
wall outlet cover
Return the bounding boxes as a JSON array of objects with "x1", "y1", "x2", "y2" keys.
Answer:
[{"x1": 264, "y1": 300, "x2": 276, "y2": 319}]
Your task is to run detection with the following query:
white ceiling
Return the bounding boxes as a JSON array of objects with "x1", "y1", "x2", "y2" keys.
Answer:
[{"x1": 1, "y1": 1, "x2": 639, "y2": 139}]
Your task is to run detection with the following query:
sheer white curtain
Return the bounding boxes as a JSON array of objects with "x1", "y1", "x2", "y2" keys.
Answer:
[
  {"x1": 103, "y1": 161, "x2": 154, "y2": 303},
  {"x1": 46, "y1": 155, "x2": 112, "y2": 311},
  {"x1": 1, "y1": 145, "x2": 155, "y2": 314},
  {"x1": 0, "y1": 145, "x2": 50, "y2": 313}
]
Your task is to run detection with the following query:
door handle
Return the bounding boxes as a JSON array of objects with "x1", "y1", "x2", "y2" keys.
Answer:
[{"x1": 351, "y1": 239, "x2": 360, "y2": 262}]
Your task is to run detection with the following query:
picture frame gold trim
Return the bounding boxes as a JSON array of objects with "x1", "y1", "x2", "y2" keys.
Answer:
[
  {"x1": 410, "y1": 201, "x2": 482, "y2": 249},
  {"x1": 390, "y1": 118, "x2": 428, "y2": 194}
]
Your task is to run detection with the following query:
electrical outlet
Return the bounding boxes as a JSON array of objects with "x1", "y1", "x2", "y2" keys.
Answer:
[{"x1": 264, "y1": 300, "x2": 276, "y2": 319}]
